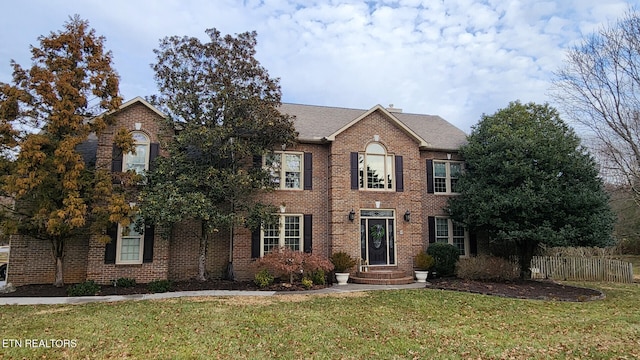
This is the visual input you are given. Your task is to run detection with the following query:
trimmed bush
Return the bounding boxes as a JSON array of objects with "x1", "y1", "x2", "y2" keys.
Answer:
[
  {"x1": 310, "y1": 269, "x2": 326, "y2": 285},
  {"x1": 414, "y1": 250, "x2": 435, "y2": 270},
  {"x1": 301, "y1": 277, "x2": 313, "y2": 289},
  {"x1": 67, "y1": 280, "x2": 100, "y2": 296},
  {"x1": 115, "y1": 277, "x2": 136, "y2": 288},
  {"x1": 254, "y1": 268, "x2": 275, "y2": 288},
  {"x1": 427, "y1": 243, "x2": 460, "y2": 277},
  {"x1": 254, "y1": 247, "x2": 334, "y2": 284},
  {"x1": 147, "y1": 280, "x2": 172, "y2": 293},
  {"x1": 330, "y1": 252, "x2": 357, "y2": 273},
  {"x1": 456, "y1": 255, "x2": 520, "y2": 281}
]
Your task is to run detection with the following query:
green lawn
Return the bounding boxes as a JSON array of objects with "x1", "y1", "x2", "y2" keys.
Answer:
[{"x1": 1, "y1": 282, "x2": 639, "y2": 359}]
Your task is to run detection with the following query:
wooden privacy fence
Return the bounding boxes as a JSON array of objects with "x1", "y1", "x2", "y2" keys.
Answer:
[{"x1": 530, "y1": 256, "x2": 634, "y2": 283}]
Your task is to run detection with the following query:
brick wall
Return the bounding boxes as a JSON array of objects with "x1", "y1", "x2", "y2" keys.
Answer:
[{"x1": 8, "y1": 235, "x2": 88, "y2": 286}]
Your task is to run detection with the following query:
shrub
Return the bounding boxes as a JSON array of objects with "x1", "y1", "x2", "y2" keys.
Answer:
[
  {"x1": 427, "y1": 243, "x2": 460, "y2": 277},
  {"x1": 414, "y1": 250, "x2": 435, "y2": 270},
  {"x1": 456, "y1": 255, "x2": 520, "y2": 281},
  {"x1": 254, "y1": 268, "x2": 275, "y2": 288},
  {"x1": 330, "y1": 252, "x2": 357, "y2": 273},
  {"x1": 310, "y1": 269, "x2": 326, "y2": 285},
  {"x1": 147, "y1": 279, "x2": 172, "y2": 293},
  {"x1": 115, "y1": 277, "x2": 136, "y2": 288},
  {"x1": 254, "y1": 247, "x2": 334, "y2": 284},
  {"x1": 67, "y1": 280, "x2": 100, "y2": 297},
  {"x1": 301, "y1": 277, "x2": 313, "y2": 289}
]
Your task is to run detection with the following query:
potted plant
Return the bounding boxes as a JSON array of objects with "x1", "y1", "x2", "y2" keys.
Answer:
[
  {"x1": 330, "y1": 252, "x2": 357, "y2": 285},
  {"x1": 414, "y1": 250, "x2": 434, "y2": 283}
]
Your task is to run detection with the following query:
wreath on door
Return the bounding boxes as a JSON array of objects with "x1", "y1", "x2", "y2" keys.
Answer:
[{"x1": 370, "y1": 224, "x2": 385, "y2": 249}]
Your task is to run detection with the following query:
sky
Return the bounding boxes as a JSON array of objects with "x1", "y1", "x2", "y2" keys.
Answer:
[{"x1": 0, "y1": 0, "x2": 637, "y2": 133}]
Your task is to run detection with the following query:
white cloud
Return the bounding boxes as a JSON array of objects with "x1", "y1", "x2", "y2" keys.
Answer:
[{"x1": 0, "y1": 0, "x2": 637, "y2": 132}]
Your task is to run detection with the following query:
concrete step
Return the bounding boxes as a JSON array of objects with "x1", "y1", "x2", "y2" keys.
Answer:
[{"x1": 350, "y1": 269, "x2": 414, "y2": 285}]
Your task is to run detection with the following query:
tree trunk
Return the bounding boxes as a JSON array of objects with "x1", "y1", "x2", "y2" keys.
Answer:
[
  {"x1": 197, "y1": 223, "x2": 208, "y2": 282},
  {"x1": 51, "y1": 238, "x2": 64, "y2": 287},
  {"x1": 517, "y1": 240, "x2": 538, "y2": 279}
]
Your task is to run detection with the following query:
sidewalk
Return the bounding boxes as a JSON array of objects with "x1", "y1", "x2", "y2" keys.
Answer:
[{"x1": 0, "y1": 282, "x2": 426, "y2": 306}]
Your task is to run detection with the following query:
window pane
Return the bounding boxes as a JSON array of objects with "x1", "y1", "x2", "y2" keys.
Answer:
[
  {"x1": 284, "y1": 216, "x2": 301, "y2": 251},
  {"x1": 386, "y1": 155, "x2": 393, "y2": 189},
  {"x1": 434, "y1": 178, "x2": 447, "y2": 193},
  {"x1": 367, "y1": 154, "x2": 385, "y2": 189},
  {"x1": 450, "y1": 163, "x2": 462, "y2": 177},
  {"x1": 358, "y1": 154, "x2": 364, "y2": 189},
  {"x1": 120, "y1": 237, "x2": 140, "y2": 261},
  {"x1": 434, "y1": 162, "x2": 447, "y2": 177},
  {"x1": 265, "y1": 153, "x2": 281, "y2": 186},
  {"x1": 125, "y1": 144, "x2": 149, "y2": 174},
  {"x1": 366, "y1": 143, "x2": 385, "y2": 154},
  {"x1": 263, "y1": 222, "x2": 280, "y2": 254},
  {"x1": 436, "y1": 218, "x2": 449, "y2": 242}
]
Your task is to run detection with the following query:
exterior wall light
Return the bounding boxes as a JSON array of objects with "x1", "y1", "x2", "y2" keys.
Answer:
[
  {"x1": 404, "y1": 210, "x2": 411, "y2": 222},
  {"x1": 348, "y1": 209, "x2": 355, "y2": 222}
]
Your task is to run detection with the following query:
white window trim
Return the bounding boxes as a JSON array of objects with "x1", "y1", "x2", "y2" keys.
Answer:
[
  {"x1": 359, "y1": 142, "x2": 395, "y2": 191},
  {"x1": 115, "y1": 222, "x2": 144, "y2": 265},
  {"x1": 264, "y1": 151, "x2": 304, "y2": 190},
  {"x1": 123, "y1": 131, "x2": 151, "y2": 175},
  {"x1": 435, "y1": 217, "x2": 469, "y2": 257},
  {"x1": 260, "y1": 214, "x2": 304, "y2": 257},
  {"x1": 433, "y1": 161, "x2": 463, "y2": 194}
]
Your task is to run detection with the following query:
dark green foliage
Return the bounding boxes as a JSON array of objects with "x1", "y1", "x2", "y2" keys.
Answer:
[
  {"x1": 310, "y1": 269, "x2": 326, "y2": 285},
  {"x1": 254, "y1": 268, "x2": 275, "y2": 288},
  {"x1": 414, "y1": 250, "x2": 435, "y2": 270},
  {"x1": 427, "y1": 243, "x2": 460, "y2": 277},
  {"x1": 448, "y1": 102, "x2": 616, "y2": 276},
  {"x1": 330, "y1": 252, "x2": 357, "y2": 273},
  {"x1": 140, "y1": 28, "x2": 297, "y2": 281},
  {"x1": 115, "y1": 277, "x2": 136, "y2": 288},
  {"x1": 456, "y1": 255, "x2": 520, "y2": 281},
  {"x1": 67, "y1": 280, "x2": 100, "y2": 297},
  {"x1": 146, "y1": 280, "x2": 172, "y2": 293}
]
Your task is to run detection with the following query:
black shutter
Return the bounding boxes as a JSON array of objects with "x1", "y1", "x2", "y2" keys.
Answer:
[
  {"x1": 143, "y1": 225, "x2": 154, "y2": 263},
  {"x1": 104, "y1": 223, "x2": 118, "y2": 264},
  {"x1": 253, "y1": 155, "x2": 263, "y2": 169},
  {"x1": 303, "y1": 214, "x2": 312, "y2": 253},
  {"x1": 470, "y1": 232, "x2": 478, "y2": 256},
  {"x1": 303, "y1": 152, "x2": 313, "y2": 190},
  {"x1": 350, "y1": 152, "x2": 359, "y2": 190},
  {"x1": 395, "y1": 156, "x2": 404, "y2": 192},
  {"x1": 428, "y1": 216, "x2": 435, "y2": 243},
  {"x1": 149, "y1": 143, "x2": 160, "y2": 171},
  {"x1": 111, "y1": 144, "x2": 123, "y2": 172},
  {"x1": 426, "y1": 159, "x2": 434, "y2": 194},
  {"x1": 251, "y1": 228, "x2": 261, "y2": 258}
]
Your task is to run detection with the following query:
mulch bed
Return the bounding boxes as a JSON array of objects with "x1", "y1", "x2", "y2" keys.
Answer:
[
  {"x1": 0, "y1": 278, "x2": 605, "y2": 302},
  {"x1": 426, "y1": 278, "x2": 605, "y2": 301}
]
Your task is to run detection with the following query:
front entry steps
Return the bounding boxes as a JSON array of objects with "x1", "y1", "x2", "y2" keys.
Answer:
[{"x1": 350, "y1": 269, "x2": 414, "y2": 285}]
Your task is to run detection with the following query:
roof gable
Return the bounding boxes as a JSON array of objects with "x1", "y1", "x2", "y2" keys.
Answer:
[
  {"x1": 279, "y1": 103, "x2": 467, "y2": 151},
  {"x1": 110, "y1": 96, "x2": 166, "y2": 118},
  {"x1": 325, "y1": 105, "x2": 429, "y2": 147}
]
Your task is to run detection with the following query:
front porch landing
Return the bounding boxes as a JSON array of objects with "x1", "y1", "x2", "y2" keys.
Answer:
[{"x1": 350, "y1": 269, "x2": 414, "y2": 285}]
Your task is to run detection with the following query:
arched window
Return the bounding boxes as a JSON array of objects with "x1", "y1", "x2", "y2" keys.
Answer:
[
  {"x1": 124, "y1": 132, "x2": 150, "y2": 174},
  {"x1": 359, "y1": 142, "x2": 394, "y2": 190}
]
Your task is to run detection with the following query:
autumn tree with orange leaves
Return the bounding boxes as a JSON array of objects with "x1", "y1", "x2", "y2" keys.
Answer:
[{"x1": 0, "y1": 15, "x2": 133, "y2": 287}]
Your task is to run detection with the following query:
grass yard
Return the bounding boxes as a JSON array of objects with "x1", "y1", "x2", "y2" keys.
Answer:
[{"x1": 1, "y1": 282, "x2": 639, "y2": 359}]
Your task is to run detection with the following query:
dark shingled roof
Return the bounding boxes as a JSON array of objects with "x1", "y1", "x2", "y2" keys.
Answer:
[{"x1": 279, "y1": 103, "x2": 467, "y2": 151}]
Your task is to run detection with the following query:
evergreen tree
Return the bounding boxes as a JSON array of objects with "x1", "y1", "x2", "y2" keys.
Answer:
[{"x1": 448, "y1": 101, "x2": 615, "y2": 277}]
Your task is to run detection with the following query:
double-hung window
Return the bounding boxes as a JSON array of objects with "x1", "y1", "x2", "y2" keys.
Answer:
[
  {"x1": 435, "y1": 217, "x2": 468, "y2": 256},
  {"x1": 433, "y1": 161, "x2": 462, "y2": 194},
  {"x1": 261, "y1": 215, "x2": 303, "y2": 256},
  {"x1": 116, "y1": 220, "x2": 144, "y2": 264},
  {"x1": 359, "y1": 142, "x2": 394, "y2": 190},
  {"x1": 264, "y1": 152, "x2": 303, "y2": 190},
  {"x1": 124, "y1": 131, "x2": 150, "y2": 175}
]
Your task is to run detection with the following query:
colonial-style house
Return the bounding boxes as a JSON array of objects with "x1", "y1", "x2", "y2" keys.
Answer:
[{"x1": 8, "y1": 97, "x2": 475, "y2": 286}]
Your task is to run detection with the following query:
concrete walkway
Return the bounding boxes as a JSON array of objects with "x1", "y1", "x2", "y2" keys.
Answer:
[{"x1": 0, "y1": 282, "x2": 426, "y2": 306}]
